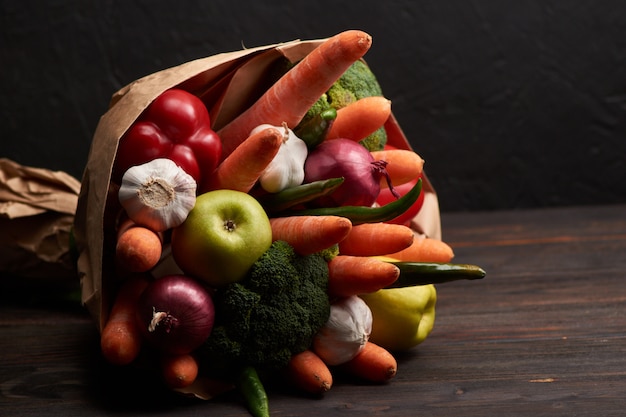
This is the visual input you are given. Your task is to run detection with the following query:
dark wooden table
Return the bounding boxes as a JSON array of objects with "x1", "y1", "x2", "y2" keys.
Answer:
[{"x1": 1, "y1": 204, "x2": 625, "y2": 416}]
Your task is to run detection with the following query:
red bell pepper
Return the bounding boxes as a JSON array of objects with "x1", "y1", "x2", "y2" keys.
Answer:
[
  {"x1": 112, "y1": 89, "x2": 222, "y2": 191},
  {"x1": 375, "y1": 175, "x2": 425, "y2": 226}
]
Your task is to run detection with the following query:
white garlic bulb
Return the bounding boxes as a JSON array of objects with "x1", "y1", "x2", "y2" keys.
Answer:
[
  {"x1": 313, "y1": 295, "x2": 373, "y2": 366},
  {"x1": 118, "y1": 158, "x2": 197, "y2": 232}
]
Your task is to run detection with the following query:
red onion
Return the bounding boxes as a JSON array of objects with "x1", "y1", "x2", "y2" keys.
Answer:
[
  {"x1": 304, "y1": 139, "x2": 396, "y2": 207},
  {"x1": 135, "y1": 274, "x2": 215, "y2": 355}
]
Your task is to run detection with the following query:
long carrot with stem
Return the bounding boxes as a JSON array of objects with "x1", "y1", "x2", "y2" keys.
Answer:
[
  {"x1": 338, "y1": 341, "x2": 397, "y2": 383},
  {"x1": 202, "y1": 126, "x2": 285, "y2": 193},
  {"x1": 327, "y1": 255, "x2": 400, "y2": 298},
  {"x1": 385, "y1": 235, "x2": 455, "y2": 263},
  {"x1": 371, "y1": 148, "x2": 425, "y2": 188},
  {"x1": 160, "y1": 353, "x2": 199, "y2": 389},
  {"x1": 269, "y1": 215, "x2": 352, "y2": 255},
  {"x1": 338, "y1": 222, "x2": 414, "y2": 256},
  {"x1": 218, "y1": 30, "x2": 373, "y2": 158},
  {"x1": 100, "y1": 275, "x2": 149, "y2": 365},
  {"x1": 284, "y1": 349, "x2": 333, "y2": 395},
  {"x1": 115, "y1": 219, "x2": 163, "y2": 273},
  {"x1": 326, "y1": 96, "x2": 391, "y2": 142}
]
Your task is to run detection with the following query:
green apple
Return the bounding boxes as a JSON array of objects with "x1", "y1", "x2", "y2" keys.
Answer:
[{"x1": 171, "y1": 189, "x2": 272, "y2": 287}]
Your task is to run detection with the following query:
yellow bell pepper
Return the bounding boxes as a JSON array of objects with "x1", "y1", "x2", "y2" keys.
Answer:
[{"x1": 359, "y1": 284, "x2": 436, "y2": 351}]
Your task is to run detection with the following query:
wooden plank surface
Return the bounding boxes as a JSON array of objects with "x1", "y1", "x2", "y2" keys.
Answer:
[{"x1": 1, "y1": 204, "x2": 625, "y2": 416}]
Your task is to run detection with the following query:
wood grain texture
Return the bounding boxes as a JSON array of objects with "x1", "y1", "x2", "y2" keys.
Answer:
[{"x1": 1, "y1": 204, "x2": 625, "y2": 416}]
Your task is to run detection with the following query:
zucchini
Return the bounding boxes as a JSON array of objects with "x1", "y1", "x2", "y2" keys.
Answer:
[
  {"x1": 284, "y1": 178, "x2": 422, "y2": 225},
  {"x1": 384, "y1": 261, "x2": 486, "y2": 288},
  {"x1": 259, "y1": 177, "x2": 344, "y2": 213}
]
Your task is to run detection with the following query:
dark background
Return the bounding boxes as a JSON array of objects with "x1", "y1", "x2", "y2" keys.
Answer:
[{"x1": 2, "y1": 0, "x2": 625, "y2": 212}]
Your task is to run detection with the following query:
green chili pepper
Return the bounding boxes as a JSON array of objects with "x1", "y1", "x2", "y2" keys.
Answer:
[
  {"x1": 238, "y1": 366, "x2": 269, "y2": 417},
  {"x1": 384, "y1": 261, "x2": 486, "y2": 288},
  {"x1": 259, "y1": 177, "x2": 345, "y2": 213},
  {"x1": 294, "y1": 108, "x2": 337, "y2": 149},
  {"x1": 283, "y1": 178, "x2": 422, "y2": 225}
]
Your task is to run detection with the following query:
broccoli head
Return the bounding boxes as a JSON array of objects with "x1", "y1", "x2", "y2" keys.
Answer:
[
  {"x1": 298, "y1": 60, "x2": 388, "y2": 151},
  {"x1": 327, "y1": 59, "x2": 384, "y2": 108},
  {"x1": 201, "y1": 240, "x2": 330, "y2": 373}
]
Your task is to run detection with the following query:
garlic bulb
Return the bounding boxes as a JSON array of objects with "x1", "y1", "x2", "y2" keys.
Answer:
[
  {"x1": 312, "y1": 295, "x2": 373, "y2": 366},
  {"x1": 118, "y1": 158, "x2": 197, "y2": 232},
  {"x1": 251, "y1": 123, "x2": 308, "y2": 193}
]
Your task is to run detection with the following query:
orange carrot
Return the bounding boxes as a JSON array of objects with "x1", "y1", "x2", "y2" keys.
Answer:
[
  {"x1": 338, "y1": 222, "x2": 414, "y2": 256},
  {"x1": 370, "y1": 148, "x2": 425, "y2": 188},
  {"x1": 270, "y1": 215, "x2": 352, "y2": 255},
  {"x1": 218, "y1": 30, "x2": 373, "y2": 158},
  {"x1": 326, "y1": 96, "x2": 391, "y2": 141},
  {"x1": 339, "y1": 341, "x2": 397, "y2": 383},
  {"x1": 100, "y1": 275, "x2": 149, "y2": 365},
  {"x1": 327, "y1": 255, "x2": 400, "y2": 297},
  {"x1": 284, "y1": 349, "x2": 333, "y2": 395},
  {"x1": 202, "y1": 126, "x2": 285, "y2": 193},
  {"x1": 116, "y1": 220, "x2": 163, "y2": 273},
  {"x1": 161, "y1": 353, "x2": 200, "y2": 389},
  {"x1": 385, "y1": 235, "x2": 454, "y2": 263}
]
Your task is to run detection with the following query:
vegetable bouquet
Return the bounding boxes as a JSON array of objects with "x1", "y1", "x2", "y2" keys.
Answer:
[{"x1": 75, "y1": 30, "x2": 484, "y2": 416}]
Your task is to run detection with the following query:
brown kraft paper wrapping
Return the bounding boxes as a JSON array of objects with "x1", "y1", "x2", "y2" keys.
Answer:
[
  {"x1": 74, "y1": 37, "x2": 441, "y2": 336},
  {"x1": 0, "y1": 158, "x2": 81, "y2": 283}
]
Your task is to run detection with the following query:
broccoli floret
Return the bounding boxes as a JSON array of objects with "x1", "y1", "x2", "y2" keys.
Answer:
[
  {"x1": 294, "y1": 248, "x2": 334, "y2": 287},
  {"x1": 317, "y1": 243, "x2": 340, "y2": 262},
  {"x1": 354, "y1": 126, "x2": 385, "y2": 153},
  {"x1": 327, "y1": 60, "x2": 383, "y2": 108},
  {"x1": 304, "y1": 93, "x2": 332, "y2": 120},
  {"x1": 298, "y1": 60, "x2": 388, "y2": 151},
  {"x1": 201, "y1": 240, "x2": 330, "y2": 374}
]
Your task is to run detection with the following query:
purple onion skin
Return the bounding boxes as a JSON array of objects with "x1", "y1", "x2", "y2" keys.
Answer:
[
  {"x1": 304, "y1": 139, "x2": 382, "y2": 207},
  {"x1": 136, "y1": 274, "x2": 215, "y2": 355}
]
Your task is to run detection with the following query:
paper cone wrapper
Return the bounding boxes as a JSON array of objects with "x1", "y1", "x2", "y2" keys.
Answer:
[{"x1": 74, "y1": 37, "x2": 441, "y2": 334}]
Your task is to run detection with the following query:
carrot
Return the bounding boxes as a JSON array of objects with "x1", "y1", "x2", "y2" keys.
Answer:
[
  {"x1": 370, "y1": 148, "x2": 425, "y2": 188},
  {"x1": 284, "y1": 349, "x2": 333, "y2": 395},
  {"x1": 100, "y1": 275, "x2": 149, "y2": 365},
  {"x1": 385, "y1": 235, "x2": 454, "y2": 263},
  {"x1": 270, "y1": 215, "x2": 353, "y2": 255},
  {"x1": 115, "y1": 220, "x2": 163, "y2": 273},
  {"x1": 161, "y1": 353, "x2": 199, "y2": 389},
  {"x1": 338, "y1": 222, "x2": 414, "y2": 256},
  {"x1": 326, "y1": 96, "x2": 391, "y2": 141},
  {"x1": 339, "y1": 341, "x2": 397, "y2": 383},
  {"x1": 218, "y1": 30, "x2": 373, "y2": 158},
  {"x1": 203, "y1": 126, "x2": 285, "y2": 193},
  {"x1": 327, "y1": 255, "x2": 400, "y2": 297}
]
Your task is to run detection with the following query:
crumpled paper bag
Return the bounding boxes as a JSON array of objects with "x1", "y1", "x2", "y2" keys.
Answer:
[{"x1": 0, "y1": 158, "x2": 81, "y2": 283}]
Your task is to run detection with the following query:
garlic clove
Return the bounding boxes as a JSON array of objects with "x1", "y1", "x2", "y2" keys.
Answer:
[{"x1": 118, "y1": 158, "x2": 197, "y2": 232}]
